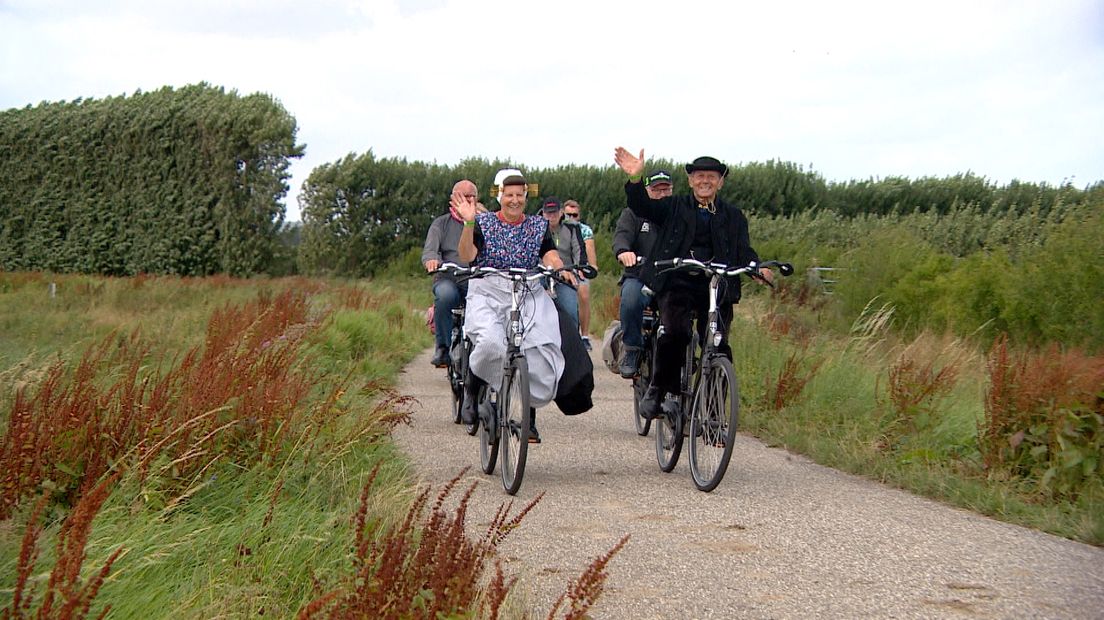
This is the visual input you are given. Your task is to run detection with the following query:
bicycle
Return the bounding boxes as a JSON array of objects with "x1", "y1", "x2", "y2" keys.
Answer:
[
  {"x1": 429, "y1": 263, "x2": 480, "y2": 434},
  {"x1": 649, "y1": 258, "x2": 793, "y2": 492},
  {"x1": 463, "y1": 264, "x2": 580, "y2": 495}
]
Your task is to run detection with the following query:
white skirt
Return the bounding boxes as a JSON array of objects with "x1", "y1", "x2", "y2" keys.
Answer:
[{"x1": 464, "y1": 277, "x2": 564, "y2": 408}]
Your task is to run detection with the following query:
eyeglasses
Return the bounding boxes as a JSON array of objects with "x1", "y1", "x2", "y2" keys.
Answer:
[{"x1": 564, "y1": 212, "x2": 580, "y2": 218}]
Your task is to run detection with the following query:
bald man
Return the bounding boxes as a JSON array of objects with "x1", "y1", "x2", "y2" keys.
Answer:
[{"x1": 422, "y1": 179, "x2": 485, "y2": 367}]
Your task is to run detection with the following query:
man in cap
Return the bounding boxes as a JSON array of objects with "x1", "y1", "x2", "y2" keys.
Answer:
[
  {"x1": 540, "y1": 196, "x2": 584, "y2": 326},
  {"x1": 611, "y1": 169, "x2": 672, "y2": 377},
  {"x1": 613, "y1": 147, "x2": 773, "y2": 420},
  {"x1": 563, "y1": 199, "x2": 597, "y2": 350}
]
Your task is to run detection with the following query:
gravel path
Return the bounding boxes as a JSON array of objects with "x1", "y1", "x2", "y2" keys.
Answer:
[{"x1": 393, "y1": 346, "x2": 1104, "y2": 619}]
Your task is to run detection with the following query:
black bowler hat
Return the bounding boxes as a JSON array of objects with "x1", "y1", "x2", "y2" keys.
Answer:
[{"x1": 685, "y1": 156, "x2": 728, "y2": 177}]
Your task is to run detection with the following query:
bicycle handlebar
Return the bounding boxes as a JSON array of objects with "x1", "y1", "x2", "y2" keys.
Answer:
[
  {"x1": 435, "y1": 262, "x2": 596, "y2": 281},
  {"x1": 654, "y1": 258, "x2": 794, "y2": 286},
  {"x1": 430, "y1": 263, "x2": 573, "y2": 284}
]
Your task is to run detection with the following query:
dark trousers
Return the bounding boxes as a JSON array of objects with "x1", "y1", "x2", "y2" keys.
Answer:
[{"x1": 650, "y1": 283, "x2": 733, "y2": 394}]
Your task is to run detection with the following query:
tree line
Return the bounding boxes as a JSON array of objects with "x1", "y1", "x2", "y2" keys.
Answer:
[
  {"x1": 0, "y1": 83, "x2": 302, "y2": 276},
  {"x1": 296, "y1": 151, "x2": 1101, "y2": 277},
  {"x1": 2, "y1": 83, "x2": 1100, "y2": 286}
]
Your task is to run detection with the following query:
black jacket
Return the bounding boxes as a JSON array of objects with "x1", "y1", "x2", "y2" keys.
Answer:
[
  {"x1": 611, "y1": 208, "x2": 659, "y2": 284},
  {"x1": 624, "y1": 181, "x2": 760, "y2": 304}
]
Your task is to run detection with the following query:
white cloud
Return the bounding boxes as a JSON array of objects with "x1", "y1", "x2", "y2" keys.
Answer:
[{"x1": 2, "y1": 0, "x2": 1101, "y2": 220}]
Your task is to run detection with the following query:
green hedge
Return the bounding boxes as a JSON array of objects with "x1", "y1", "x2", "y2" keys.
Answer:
[{"x1": 0, "y1": 83, "x2": 303, "y2": 276}]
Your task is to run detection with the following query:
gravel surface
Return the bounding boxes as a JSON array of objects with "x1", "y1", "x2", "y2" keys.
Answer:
[{"x1": 393, "y1": 347, "x2": 1104, "y2": 619}]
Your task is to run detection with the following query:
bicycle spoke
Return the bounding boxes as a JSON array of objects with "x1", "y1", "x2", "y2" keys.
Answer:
[
  {"x1": 690, "y1": 358, "x2": 739, "y2": 492},
  {"x1": 500, "y1": 358, "x2": 530, "y2": 495}
]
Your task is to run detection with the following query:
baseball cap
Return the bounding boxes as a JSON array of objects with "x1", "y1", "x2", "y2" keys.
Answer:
[
  {"x1": 646, "y1": 170, "x2": 673, "y2": 187},
  {"x1": 541, "y1": 196, "x2": 563, "y2": 212}
]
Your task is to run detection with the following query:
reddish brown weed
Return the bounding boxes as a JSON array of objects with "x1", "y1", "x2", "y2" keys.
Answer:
[
  {"x1": 980, "y1": 334, "x2": 1104, "y2": 497},
  {"x1": 0, "y1": 287, "x2": 336, "y2": 519},
  {"x1": 300, "y1": 468, "x2": 627, "y2": 620},
  {"x1": 3, "y1": 475, "x2": 123, "y2": 620},
  {"x1": 879, "y1": 352, "x2": 959, "y2": 448},
  {"x1": 762, "y1": 343, "x2": 823, "y2": 411}
]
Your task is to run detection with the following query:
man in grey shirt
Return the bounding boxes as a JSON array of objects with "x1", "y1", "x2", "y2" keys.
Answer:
[{"x1": 422, "y1": 179, "x2": 484, "y2": 367}]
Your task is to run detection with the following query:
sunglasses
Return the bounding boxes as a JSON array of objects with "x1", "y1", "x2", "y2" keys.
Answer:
[{"x1": 564, "y1": 211, "x2": 580, "y2": 218}]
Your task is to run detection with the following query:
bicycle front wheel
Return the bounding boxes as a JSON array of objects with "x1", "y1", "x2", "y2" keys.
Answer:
[
  {"x1": 498, "y1": 356, "x2": 531, "y2": 495},
  {"x1": 688, "y1": 356, "x2": 739, "y2": 492},
  {"x1": 632, "y1": 340, "x2": 654, "y2": 436},
  {"x1": 478, "y1": 384, "x2": 498, "y2": 474}
]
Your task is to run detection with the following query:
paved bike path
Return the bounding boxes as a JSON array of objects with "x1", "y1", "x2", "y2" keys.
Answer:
[{"x1": 393, "y1": 347, "x2": 1104, "y2": 619}]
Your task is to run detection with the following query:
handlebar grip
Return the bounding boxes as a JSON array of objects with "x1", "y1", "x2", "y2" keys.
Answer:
[{"x1": 577, "y1": 265, "x2": 598, "y2": 279}]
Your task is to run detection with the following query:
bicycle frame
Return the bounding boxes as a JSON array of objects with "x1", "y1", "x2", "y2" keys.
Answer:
[
  {"x1": 650, "y1": 258, "x2": 793, "y2": 490},
  {"x1": 459, "y1": 264, "x2": 570, "y2": 494}
]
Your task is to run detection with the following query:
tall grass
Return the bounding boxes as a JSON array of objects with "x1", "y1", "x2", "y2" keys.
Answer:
[
  {"x1": 587, "y1": 270, "x2": 1102, "y2": 543},
  {"x1": 2, "y1": 273, "x2": 624, "y2": 617}
]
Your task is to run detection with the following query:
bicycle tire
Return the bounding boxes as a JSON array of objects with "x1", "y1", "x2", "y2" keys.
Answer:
[
  {"x1": 498, "y1": 356, "x2": 531, "y2": 495},
  {"x1": 478, "y1": 384, "x2": 498, "y2": 474},
  {"x1": 448, "y1": 330, "x2": 465, "y2": 424},
  {"x1": 654, "y1": 396, "x2": 683, "y2": 471},
  {"x1": 632, "y1": 337, "x2": 655, "y2": 436},
  {"x1": 688, "y1": 355, "x2": 739, "y2": 492},
  {"x1": 449, "y1": 369, "x2": 463, "y2": 425}
]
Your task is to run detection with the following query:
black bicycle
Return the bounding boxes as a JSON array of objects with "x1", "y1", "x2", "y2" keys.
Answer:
[
  {"x1": 650, "y1": 258, "x2": 793, "y2": 491},
  {"x1": 429, "y1": 263, "x2": 479, "y2": 434},
  {"x1": 463, "y1": 264, "x2": 580, "y2": 495}
]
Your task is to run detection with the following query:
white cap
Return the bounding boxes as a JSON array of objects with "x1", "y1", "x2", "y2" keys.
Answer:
[{"x1": 492, "y1": 168, "x2": 524, "y2": 205}]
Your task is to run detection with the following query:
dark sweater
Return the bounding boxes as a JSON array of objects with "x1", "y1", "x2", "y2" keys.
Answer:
[{"x1": 624, "y1": 181, "x2": 760, "y2": 304}]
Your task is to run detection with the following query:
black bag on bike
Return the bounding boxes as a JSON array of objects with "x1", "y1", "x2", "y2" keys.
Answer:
[{"x1": 553, "y1": 305, "x2": 594, "y2": 415}]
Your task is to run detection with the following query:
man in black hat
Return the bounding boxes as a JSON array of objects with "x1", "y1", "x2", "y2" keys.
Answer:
[
  {"x1": 611, "y1": 169, "x2": 672, "y2": 377},
  {"x1": 613, "y1": 147, "x2": 773, "y2": 419}
]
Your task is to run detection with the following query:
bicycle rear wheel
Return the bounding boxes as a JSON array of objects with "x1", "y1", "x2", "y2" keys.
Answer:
[
  {"x1": 498, "y1": 356, "x2": 531, "y2": 495},
  {"x1": 478, "y1": 384, "x2": 498, "y2": 474},
  {"x1": 689, "y1": 356, "x2": 739, "y2": 492}
]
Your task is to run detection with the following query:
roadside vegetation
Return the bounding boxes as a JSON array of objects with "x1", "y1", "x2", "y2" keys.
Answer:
[
  {"x1": 0, "y1": 273, "x2": 622, "y2": 618},
  {"x1": 585, "y1": 201, "x2": 1104, "y2": 545}
]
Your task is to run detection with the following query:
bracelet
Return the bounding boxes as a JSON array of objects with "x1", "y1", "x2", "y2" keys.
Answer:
[
  {"x1": 463, "y1": 220, "x2": 475, "y2": 228},
  {"x1": 628, "y1": 174, "x2": 642, "y2": 183}
]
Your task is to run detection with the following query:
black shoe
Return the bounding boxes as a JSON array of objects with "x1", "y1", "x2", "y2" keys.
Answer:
[
  {"x1": 461, "y1": 392, "x2": 477, "y2": 425},
  {"x1": 619, "y1": 346, "x2": 642, "y2": 378},
  {"x1": 431, "y1": 346, "x2": 450, "y2": 368},
  {"x1": 639, "y1": 385, "x2": 663, "y2": 420},
  {"x1": 582, "y1": 336, "x2": 592, "y2": 352}
]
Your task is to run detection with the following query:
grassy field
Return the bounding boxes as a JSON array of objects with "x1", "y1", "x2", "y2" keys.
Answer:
[
  {"x1": 1, "y1": 269, "x2": 1099, "y2": 618},
  {"x1": 0, "y1": 272, "x2": 625, "y2": 619}
]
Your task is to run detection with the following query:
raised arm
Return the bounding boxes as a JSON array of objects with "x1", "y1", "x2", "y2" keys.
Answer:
[
  {"x1": 452, "y1": 191, "x2": 480, "y2": 264},
  {"x1": 614, "y1": 147, "x2": 646, "y2": 177}
]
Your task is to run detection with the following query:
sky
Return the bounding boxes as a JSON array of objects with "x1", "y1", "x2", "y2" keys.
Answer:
[{"x1": 2, "y1": 0, "x2": 1102, "y2": 221}]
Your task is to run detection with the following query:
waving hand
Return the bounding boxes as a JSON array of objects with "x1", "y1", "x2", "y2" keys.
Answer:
[{"x1": 613, "y1": 147, "x2": 645, "y2": 177}]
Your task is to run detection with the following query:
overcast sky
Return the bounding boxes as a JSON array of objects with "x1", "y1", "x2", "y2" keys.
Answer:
[{"x1": 2, "y1": 0, "x2": 1102, "y2": 221}]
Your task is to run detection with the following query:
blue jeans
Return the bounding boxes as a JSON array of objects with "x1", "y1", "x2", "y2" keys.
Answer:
[
  {"x1": 432, "y1": 279, "x2": 464, "y2": 349},
  {"x1": 552, "y1": 280, "x2": 579, "y2": 327},
  {"x1": 619, "y1": 277, "x2": 653, "y2": 348}
]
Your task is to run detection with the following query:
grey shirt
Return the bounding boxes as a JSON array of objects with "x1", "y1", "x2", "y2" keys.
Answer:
[
  {"x1": 550, "y1": 220, "x2": 584, "y2": 270},
  {"x1": 421, "y1": 212, "x2": 469, "y2": 280}
]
